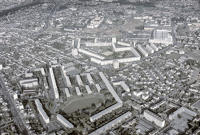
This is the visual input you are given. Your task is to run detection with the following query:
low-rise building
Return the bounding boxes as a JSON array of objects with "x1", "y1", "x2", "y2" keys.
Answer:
[
  {"x1": 35, "y1": 99, "x2": 50, "y2": 124},
  {"x1": 85, "y1": 85, "x2": 92, "y2": 94},
  {"x1": 99, "y1": 72, "x2": 122, "y2": 103},
  {"x1": 137, "y1": 45, "x2": 149, "y2": 57},
  {"x1": 49, "y1": 67, "x2": 59, "y2": 100},
  {"x1": 143, "y1": 109, "x2": 165, "y2": 128},
  {"x1": 87, "y1": 73, "x2": 94, "y2": 84},
  {"x1": 64, "y1": 88, "x2": 71, "y2": 98},
  {"x1": 19, "y1": 78, "x2": 39, "y2": 89},
  {"x1": 56, "y1": 114, "x2": 74, "y2": 129},
  {"x1": 89, "y1": 112, "x2": 132, "y2": 135},
  {"x1": 75, "y1": 87, "x2": 82, "y2": 96},
  {"x1": 90, "y1": 102, "x2": 122, "y2": 122},
  {"x1": 76, "y1": 75, "x2": 84, "y2": 86}
]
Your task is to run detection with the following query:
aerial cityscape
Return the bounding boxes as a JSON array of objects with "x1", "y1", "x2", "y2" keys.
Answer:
[{"x1": 0, "y1": 0, "x2": 200, "y2": 135}]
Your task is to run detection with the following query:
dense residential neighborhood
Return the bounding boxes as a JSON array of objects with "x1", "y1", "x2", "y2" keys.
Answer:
[{"x1": 0, "y1": 0, "x2": 200, "y2": 135}]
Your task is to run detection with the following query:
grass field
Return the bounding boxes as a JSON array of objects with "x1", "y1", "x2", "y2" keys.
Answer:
[{"x1": 60, "y1": 94, "x2": 105, "y2": 114}]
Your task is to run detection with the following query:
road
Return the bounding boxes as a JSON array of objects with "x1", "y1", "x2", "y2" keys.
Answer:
[
  {"x1": 0, "y1": 76, "x2": 29, "y2": 135},
  {"x1": 0, "y1": 120, "x2": 14, "y2": 130}
]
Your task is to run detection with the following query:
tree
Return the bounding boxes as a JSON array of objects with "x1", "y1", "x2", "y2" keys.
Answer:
[{"x1": 177, "y1": 114, "x2": 182, "y2": 119}]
